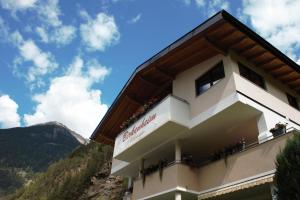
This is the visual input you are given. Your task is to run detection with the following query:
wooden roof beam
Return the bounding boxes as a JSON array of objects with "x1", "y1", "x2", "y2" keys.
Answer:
[
  {"x1": 153, "y1": 79, "x2": 172, "y2": 97},
  {"x1": 246, "y1": 50, "x2": 267, "y2": 60},
  {"x1": 97, "y1": 135, "x2": 114, "y2": 146},
  {"x1": 137, "y1": 75, "x2": 159, "y2": 88},
  {"x1": 228, "y1": 36, "x2": 248, "y2": 47},
  {"x1": 155, "y1": 67, "x2": 175, "y2": 80},
  {"x1": 125, "y1": 94, "x2": 144, "y2": 106},
  {"x1": 269, "y1": 65, "x2": 286, "y2": 73},
  {"x1": 288, "y1": 79, "x2": 300, "y2": 87},
  {"x1": 239, "y1": 43, "x2": 256, "y2": 55},
  {"x1": 169, "y1": 47, "x2": 208, "y2": 71},
  {"x1": 285, "y1": 76, "x2": 300, "y2": 83},
  {"x1": 263, "y1": 63, "x2": 285, "y2": 71},
  {"x1": 204, "y1": 36, "x2": 228, "y2": 56},
  {"x1": 293, "y1": 85, "x2": 300, "y2": 90},
  {"x1": 288, "y1": 79, "x2": 300, "y2": 86},
  {"x1": 218, "y1": 29, "x2": 237, "y2": 40},
  {"x1": 275, "y1": 70, "x2": 294, "y2": 79},
  {"x1": 257, "y1": 57, "x2": 277, "y2": 67}
]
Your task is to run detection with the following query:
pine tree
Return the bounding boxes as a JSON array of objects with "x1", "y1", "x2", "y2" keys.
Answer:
[{"x1": 275, "y1": 131, "x2": 300, "y2": 200}]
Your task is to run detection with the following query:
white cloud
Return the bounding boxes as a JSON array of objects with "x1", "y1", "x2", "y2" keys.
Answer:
[
  {"x1": 34, "y1": 0, "x2": 76, "y2": 45},
  {"x1": 242, "y1": 0, "x2": 300, "y2": 61},
  {"x1": 53, "y1": 25, "x2": 76, "y2": 44},
  {"x1": 36, "y1": 25, "x2": 76, "y2": 45},
  {"x1": 0, "y1": 95, "x2": 20, "y2": 128},
  {"x1": 11, "y1": 31, "x2": 58, "y2": 83},
  {"x1": 181, "y1": 0, "x2": 229, "y2": 16},
  {"x1": 80, "y1": 11, "x2": 120, "y2": 51},
  {"x1": 0, "y1": 0, "x2": 37, "y2": 11},
  {"x1": 181, "y1": 0, "x2": 191, "y2": 6},
  {"x1": 195, "y1": 0, "x2": 205, "y2": 7},
  {"x1": 10, "y1": 30, "x2": 23, "y2": 45},
  {"x1": 37, "y1": 0, "x2": 61, "y2": 27},
  {"x1": 36, "y1": 27, "x2": 49, "y2": 43},
  {"x1": 24, "y1": 56, "x2": 110, "y2": 138},
  {"x1": 2, "y1": 0, "x2": 76, "y2": 46},
  {"x1": 128, "y1": 13, "x2": 142, "y2": 24},
  {"x1": 20, "y1": 40, "x2": 57, "y2": 81},
  {"x1": 0, "y1": 16, "x2": 9, "y2": 41},
  {"x1": 87, "y1": 65, "x2": 110, "y2": 82},
  {"x1": 206, "y1": 0, "x2": 229, "y2": 16}
]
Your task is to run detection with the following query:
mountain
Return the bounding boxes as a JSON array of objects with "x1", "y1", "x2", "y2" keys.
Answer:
[
  {"x1": 37, "y1": 121, "x2": 87, "y2": 145},
  {"x1": 7, "y1": 141, "x2": 125, "y2": 200},
  {"x1": 0, "y1": 122, "x2": 86, "y2": 197}
]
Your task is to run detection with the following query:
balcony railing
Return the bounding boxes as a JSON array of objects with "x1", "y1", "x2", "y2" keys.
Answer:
[
  {"x1": 113, "y1": 95, "x2": 190, "y2": 161},
  {"x1": 132, "y1": 131, "x2": 296, "y2": 200}
]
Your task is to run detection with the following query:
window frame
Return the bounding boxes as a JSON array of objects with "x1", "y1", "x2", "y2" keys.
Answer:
[
  {"x1": 238, "y1": 63, "x2": 266, "y2": 90},
  {"x1": 195, "y1": 61, "x2": 225, "y2": 97},
  {"x1": 286, "y1": 93, "x2": 299, "y2": 110}
]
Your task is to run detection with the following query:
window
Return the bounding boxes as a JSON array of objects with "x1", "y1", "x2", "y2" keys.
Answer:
[
  {"x1": 238, "y1": 63, "x2": 265, "y2": 89},
  {"x1": 195, "y1": 62, "x2": 225, "y2": 96},
  {"x1": 287, "y1": 93, "x2": 299, "y2": 110}
]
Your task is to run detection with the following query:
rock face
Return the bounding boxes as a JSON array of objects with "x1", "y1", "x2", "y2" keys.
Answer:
[{"x1": 79, "y1": 162, "x2": 125, "y2": 200}]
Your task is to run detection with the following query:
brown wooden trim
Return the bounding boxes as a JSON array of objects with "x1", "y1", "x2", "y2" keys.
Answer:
[
  {"x1": 137, "y1": 75, "x2": 159, "y2": 88},
  {"x1": 125, "y1": 95, "x2": 143, "y2": 106},
  {"x1": 293, "y1": 85, "x2": 300, "y2": 90},
  {"x1": 97, "y1": 135, "x2": 115, "y2": 146},
  {"x1": 284, "y1": 76, "x2": 300, "y2": 83},
  {"x1": 239, "y1": 43, "x2": 256, "y2": 55},
  {"x1": 257, "y1": 57, "x2": 277, "y2": 67},
  {"x1": 155, "y1": 67, "x2": 175, "y2": 80},
  {"x1": 204, "y1": 35, "x2": 228, "y2": 55},
  {"x1": 263, "y1": 63, "x2": 285, "y2": 70},
  {"x1": 228, "y1": 36, "x2": 248, "y2": 47},
  {"x1": 288, "y1": 79, "x2": 300, "y2": 86},
  {"x1": 153, "y1": 80, "x2": 172, "y2": 97},
  {"x1": 276, "y1": 71, "x2": 294, "y2": 79},
  {"x1": 269, "y1": 65, "x2": 286, "y2": 73},
  {"x1": 170, "y1": 47, "x2": 211, "y2": 70},
  {"x1": 246, "y1": 50, "x2": 267, "y2": 60},
  {"x1": 217, "y1": 29, "x2": 237, "y2": 40}
]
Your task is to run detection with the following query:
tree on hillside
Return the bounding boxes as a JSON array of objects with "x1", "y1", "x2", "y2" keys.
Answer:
[
  {"x1": 275, "y1": 131, "x2": 300, "y2": 200},
  {"x1": 9, "y1": 141, "x2": 125, "y2": 200}
]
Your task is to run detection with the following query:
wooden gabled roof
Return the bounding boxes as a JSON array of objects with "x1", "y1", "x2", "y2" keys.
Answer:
[{"x1": 91, "y1": 10, "x2": 300, "y2": 145}]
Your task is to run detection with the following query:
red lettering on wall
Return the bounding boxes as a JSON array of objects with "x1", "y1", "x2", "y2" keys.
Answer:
[{"x1": 122, "y1": 113, "x2": 156, "y2": 142}]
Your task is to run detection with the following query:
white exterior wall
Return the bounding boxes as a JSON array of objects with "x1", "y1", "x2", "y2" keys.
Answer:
[
  {"x1": 230, "y1": 51, "x2": 300, "y2": 108},
  {"x1": 173, "y1": 54, "x2": 237, "y2": 119},
  {"x1": 172, "y1": 53, "x2": 300, "y2": 143},
  {"x1": 112, "y1": 52, "x2": 300, "y2": 175}
]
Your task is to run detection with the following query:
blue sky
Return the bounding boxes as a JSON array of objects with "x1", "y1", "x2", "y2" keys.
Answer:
[{"x1": 0, "y1": 0, "x2": 299, "y2": 138}]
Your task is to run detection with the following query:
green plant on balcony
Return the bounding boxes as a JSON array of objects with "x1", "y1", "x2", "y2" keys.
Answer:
[
  {"x1": 210, "y1": 138, "x2": 246, "y2": 163},
  {"x1": 120, "y1": 97, "x2": 158, "y2": 131},
  {"x1": 140, "y1": 159, "x2": 168, "y2": 187},
  {"x1": 270, "y1": 123, "x2": 287, "y2": 137}
]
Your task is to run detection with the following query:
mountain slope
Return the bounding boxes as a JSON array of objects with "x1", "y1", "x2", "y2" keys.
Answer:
[
  {"x1": 8, "y1": 142, "x2": 125, "y2": 200},
  {"x1": 0, "y1": 122, "x2": 84, "y2": 197}
]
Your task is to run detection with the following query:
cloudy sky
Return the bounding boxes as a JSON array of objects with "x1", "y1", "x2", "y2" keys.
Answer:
[{"x1": 0, "y1": 0, "x2": 300, "y2": 138}]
